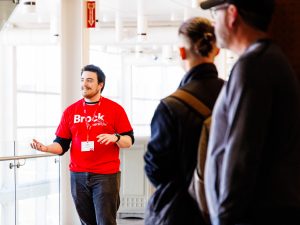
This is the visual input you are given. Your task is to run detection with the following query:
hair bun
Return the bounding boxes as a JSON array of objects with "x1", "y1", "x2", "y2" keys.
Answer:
[{"x1": 203, "y1": 32, "x2": 213, "y2": 41}]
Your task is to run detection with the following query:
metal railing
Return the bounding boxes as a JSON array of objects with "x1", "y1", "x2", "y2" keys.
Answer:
[
  {"x1": 0, "y1": 153, "x2": 59, "y2": 169},
  {"x1": 0, "y1": 153, "x2": 57, "y2": 161},
  {"x1": 0, "y1": 152, "x2": 60, "y2": 225}
]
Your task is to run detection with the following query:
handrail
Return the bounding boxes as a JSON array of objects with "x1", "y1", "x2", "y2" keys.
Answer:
[{"x1": 0, "y1": 153, "x2": 57, "y2": 161}]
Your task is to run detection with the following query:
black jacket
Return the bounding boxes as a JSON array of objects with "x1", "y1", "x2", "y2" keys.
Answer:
[
  {"x1": 205, "y1": 39, "x2": 300, "y2": 225},
  {"x1": 144, "y1": 63, "x2": 224, "y2": 225}
]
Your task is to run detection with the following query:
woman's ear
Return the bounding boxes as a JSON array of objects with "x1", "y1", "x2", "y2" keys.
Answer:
[
  {"x1": 215, "y1": 47, "x2": 220, "y2": 56},
  {"x1": 179, "y1": 47, "x2": 187, "y2": 60}
]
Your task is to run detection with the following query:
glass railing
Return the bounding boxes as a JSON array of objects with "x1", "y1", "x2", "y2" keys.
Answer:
[{"x1": 0, "y1": 142, "x2": 60, "y2": 225}]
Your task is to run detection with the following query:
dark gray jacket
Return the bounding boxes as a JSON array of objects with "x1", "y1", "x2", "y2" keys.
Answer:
[
  {"x1": 205, "y1": 39, "x2": 300, "y2": 225},
  {"x1": 144, "y1": 63, "x2": 224, "y2": 225}
]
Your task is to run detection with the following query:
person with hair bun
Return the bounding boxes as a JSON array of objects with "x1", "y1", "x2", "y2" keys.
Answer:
[{"x1": 144, "y1": 17, "x2": 224, "y2": 225}]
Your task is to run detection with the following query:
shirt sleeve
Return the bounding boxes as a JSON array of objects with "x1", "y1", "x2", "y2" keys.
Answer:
[
  {"x1": 114, "y1": 105, "x2": 133, "y2": 134},
  {"x1": 53, "y1": 136, "x2": 72, "y2": 155},
  {"x1": 55, "y1": 108, "x2": 72, "y2": 139},
  {"x1": 144, "y1": 101, "x2": 176, "y2": 188},
  {"x1": 120, "y1": 130, "x2": 135, "y2": 145}
]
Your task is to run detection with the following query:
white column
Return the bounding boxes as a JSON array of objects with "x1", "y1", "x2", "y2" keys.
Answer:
[
  {"x1": 60, "y1": 0, "x2": 89, "y2": 224},
  {"x1": 0, "y1": 45, "x2": 16, "y2": 151},
  {"x1": 0, "y1": 44, "x2": 16, "y2": 225}
]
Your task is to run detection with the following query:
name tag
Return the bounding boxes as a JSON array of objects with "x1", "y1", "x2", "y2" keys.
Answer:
[{"x1": 81, "y1": 141, "x2": 94, "y2": 152}]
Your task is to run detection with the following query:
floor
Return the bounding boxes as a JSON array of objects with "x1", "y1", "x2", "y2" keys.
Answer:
[{"x1": 117, "y1": 218, "x2": 144, "y2": 225}]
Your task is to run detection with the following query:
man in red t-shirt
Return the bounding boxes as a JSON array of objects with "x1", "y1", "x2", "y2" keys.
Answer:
[{"x1": 31, "y1": 64, "x2": 134, "y2": 225}]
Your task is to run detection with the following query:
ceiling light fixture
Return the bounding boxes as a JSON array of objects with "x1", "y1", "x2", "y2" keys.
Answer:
[
  {"x1": 137, "y1": 0, "x2": 147, "y2": 42},
  {"x1": 22, "y1": 0, "x2": 36, "y2": 13}
]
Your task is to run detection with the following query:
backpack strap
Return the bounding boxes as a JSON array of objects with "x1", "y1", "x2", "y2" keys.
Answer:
[
  {"x1": 170, "y1": 88, "x2": 211, "y2": 177},
  {"x1": 170, "y1": 89, "x2": 211, "y2": 118},
  {"x1": 171, "y1": 89, "x2": 212, "y2": 224}
]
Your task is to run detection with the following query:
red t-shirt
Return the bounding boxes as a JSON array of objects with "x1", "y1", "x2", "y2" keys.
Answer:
[{"x1": 55, "y1": 97, "x2": 133, "y2": 174}]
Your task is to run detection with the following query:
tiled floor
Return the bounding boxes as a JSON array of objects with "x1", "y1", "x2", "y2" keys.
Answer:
[{"x1": 117, "y1": 218, "x2": 144, "y2": 225}]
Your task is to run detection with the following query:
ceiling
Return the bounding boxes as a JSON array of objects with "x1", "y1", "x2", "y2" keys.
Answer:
[
  {"x1": 3, "y1": 0, "x2": 210, "y2": 30},
  {"x1": 1, "y1": 0, "x2": 211, "y2": 57}
]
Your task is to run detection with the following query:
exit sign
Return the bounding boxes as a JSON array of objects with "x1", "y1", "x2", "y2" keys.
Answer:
[{"x1": 87, "y1": 1, "x2": 96, "y2": 28}]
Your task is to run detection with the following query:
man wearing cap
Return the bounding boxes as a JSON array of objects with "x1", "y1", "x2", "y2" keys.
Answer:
[{"x1": 200, "y1": 0, "x2": 300, "y2": 225}]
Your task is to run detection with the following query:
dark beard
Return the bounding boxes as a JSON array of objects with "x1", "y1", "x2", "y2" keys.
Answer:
[{"x1": 82, "y1": 89, "x2": 99, "y2": 99}]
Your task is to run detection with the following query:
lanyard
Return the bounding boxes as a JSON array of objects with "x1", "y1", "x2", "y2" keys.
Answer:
[{"x1": 82, "y1": 97, "x2": 102, "y2": 141}]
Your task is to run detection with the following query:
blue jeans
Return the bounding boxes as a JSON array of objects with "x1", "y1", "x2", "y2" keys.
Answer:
[{"x1": 70, "y1": 172, "x2": 121, "y2": 225}]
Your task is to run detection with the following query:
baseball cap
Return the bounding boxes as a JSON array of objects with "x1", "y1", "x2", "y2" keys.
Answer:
[{"x1": 200, "y1": 0, "x2": 275, "y2": 17}]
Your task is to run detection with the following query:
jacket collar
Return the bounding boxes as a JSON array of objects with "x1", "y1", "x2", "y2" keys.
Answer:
[{"x1": 179, "y1": 63, "x2": 218, "y2": 87}]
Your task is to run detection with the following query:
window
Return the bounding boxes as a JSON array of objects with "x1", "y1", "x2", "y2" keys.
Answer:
[
  {"x1": 0, "y1": 45, "x2": 61, "y2": 225},
  {"x1": 16, "y1": 45, "x2": 60, "y2": 154},
  {"x1": 131, "y1": 65, "x2": 183, "y2": 136},
  {"x1": 90, "y1": 49, "x2": 122, "y2": 103},
  {"x1": 90, "y1": 48, "x2": 183, "y2": 136}
]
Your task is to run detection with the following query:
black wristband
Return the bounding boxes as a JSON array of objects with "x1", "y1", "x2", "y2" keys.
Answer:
[{"x1": 114, "y1": 133, "x2": 121, "y2": 143}]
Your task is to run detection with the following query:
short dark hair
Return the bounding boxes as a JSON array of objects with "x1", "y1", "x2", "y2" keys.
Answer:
[
  {"x1": 178, "y1": 17, "x2": 216, "y2": 57},
  {"x1": 81, "y1": 64, "x2": 106, "y2": 92}
]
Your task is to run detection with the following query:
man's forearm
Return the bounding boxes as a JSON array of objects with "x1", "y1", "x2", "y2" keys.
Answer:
[
  {"x1": 44, "y1": 142, "x2": 63, "y2": 155},
  {"x1": 117, "y1": 135, "x2": 132, "y2": 148}
]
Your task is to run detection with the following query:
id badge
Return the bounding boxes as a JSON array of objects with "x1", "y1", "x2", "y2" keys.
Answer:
[{"x1": 81, "y1": 141, "x2": 94, "y2": 152}]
